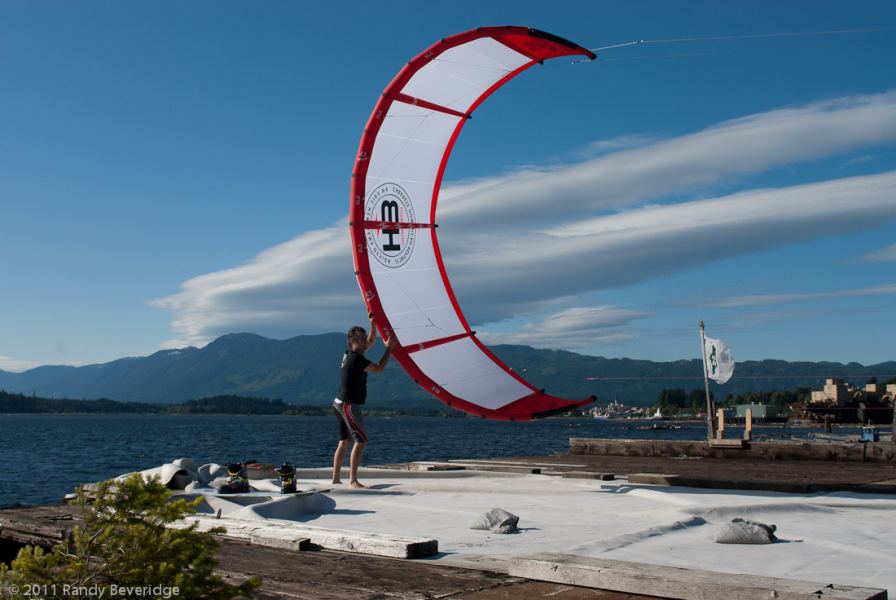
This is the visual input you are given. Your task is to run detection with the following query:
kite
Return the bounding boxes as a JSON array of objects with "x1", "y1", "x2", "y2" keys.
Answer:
[{"x1": 350, "y1": 26, "x2": 596, "y2": 420}]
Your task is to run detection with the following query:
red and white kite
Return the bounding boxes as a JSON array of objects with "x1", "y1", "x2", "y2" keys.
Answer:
[{"x1": 350, "y1": 27, "x2": 596, "y2": 420}]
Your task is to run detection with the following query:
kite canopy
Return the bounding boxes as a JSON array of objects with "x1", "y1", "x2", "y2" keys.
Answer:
[{"x1": 350, "y1": 26, "x2": 596, "y2": 420}]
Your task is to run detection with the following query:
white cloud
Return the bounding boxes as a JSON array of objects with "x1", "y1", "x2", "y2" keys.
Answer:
[
  {"x1": 573, "y1": 133, "x2": 659, "y2": 158},
  {"x1": 861, "y1": 243, "x2": 896, "y2": 262},
  {"x1": 152, "y1": 171, "x2": 896, "y2": 347},
  {"x1": 443, "y1": 172, "x2": 896, "y2": 323},
  {"x1": 151, "y1": 91, "x2": 896, "y2": 348},
  {"x1": 478, "y1": 306, "x2": 647, "y2": 349},
  {"x1": 438, "y1": 90, "x2": 896, "y2": 227},
  {"x1": 0, "y1": 355, "x2": 41, "y2": 372},
  {"x1": 845, "y1": 154, "x2": 879, "y2": 167},
  {"x1": 704, "y1": 283, "x2": 896, "y2": 308},
  {"x1": 149, "y1": 225, "x2": 358, "y2": 345}
]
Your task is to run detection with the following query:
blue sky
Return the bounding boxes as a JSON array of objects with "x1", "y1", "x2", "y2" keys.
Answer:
[{"x1": 2, "y1": 1, "x2": 895, "y2": 371}]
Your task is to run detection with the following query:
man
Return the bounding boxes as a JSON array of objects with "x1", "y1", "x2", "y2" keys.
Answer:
[{"x1": 332, "y1": 313, "x2": 394, "y2": 488}]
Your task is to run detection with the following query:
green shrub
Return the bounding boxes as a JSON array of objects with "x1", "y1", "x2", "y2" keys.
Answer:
[{"x1": 1, "y1": 474, "x2": 258, "y2": 599}]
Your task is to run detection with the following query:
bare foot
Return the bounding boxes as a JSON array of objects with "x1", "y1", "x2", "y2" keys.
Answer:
[
  {"x1": 349, "y1": 481, "x2": 366, "y2": 489},
  {"x1": 332, "y1": 479, "x2": 342, "y2": 484}
]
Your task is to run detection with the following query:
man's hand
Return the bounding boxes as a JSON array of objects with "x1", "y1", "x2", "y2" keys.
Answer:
[
  {"x1": 366, "y1": 334, "x2": 395, "y2": 373},
  {"x1": 366, "y1": 311, "x2": 377, "y2": 349}
]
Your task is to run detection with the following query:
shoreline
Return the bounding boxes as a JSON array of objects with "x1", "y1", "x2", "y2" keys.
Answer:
[{"x1": 0, "y1": 412, "x2": 889, "y2": 428}]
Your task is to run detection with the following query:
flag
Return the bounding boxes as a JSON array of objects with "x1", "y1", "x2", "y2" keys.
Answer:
[{"x1": 703, "y1": 336, "x2": 735, "y2": 384}]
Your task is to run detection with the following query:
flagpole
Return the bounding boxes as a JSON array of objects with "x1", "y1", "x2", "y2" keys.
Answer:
[{"x1": 699, "y1": 320, "x2": 715, "y2": 440}]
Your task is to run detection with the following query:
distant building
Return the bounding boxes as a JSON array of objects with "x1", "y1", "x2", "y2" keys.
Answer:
[
  {"x1": 735, "y1": 403, "x2": 778, "y2": 420},
  {"x1": 878, "y1": 383, "x2": 896, "y2": 401},
  {"x1": 590, "y1": 399, "x2": 648, "y2": 419},
  {"x1": 804, "y1": 378, "x2": 894, "y2": 424},
  {"x1": 810, "y1": 379, "x2": 895, "y2": 405},
  {"x1": 866, "y1": 383, "x2": 896, "y2": 406},
  {"x1": 810, "y1": 379, "x2": 851, "y2": 405}
]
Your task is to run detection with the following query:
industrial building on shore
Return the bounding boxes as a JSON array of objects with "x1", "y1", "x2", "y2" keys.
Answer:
[{"x1": 803, "y1": 379, "x2": 896, "y2": 424}]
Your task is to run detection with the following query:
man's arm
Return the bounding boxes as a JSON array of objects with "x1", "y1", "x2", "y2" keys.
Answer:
[
  {"x1": 365, "y1": 336, "x2": 394, "y2": 373},
  {"x1": 366, "y1": 312, "x2": 377, "y2": 350}
]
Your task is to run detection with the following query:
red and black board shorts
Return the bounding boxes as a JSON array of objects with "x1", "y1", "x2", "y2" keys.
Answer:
[{"x1": 333, "y1": 399, "x2": 368, "y2": 444}]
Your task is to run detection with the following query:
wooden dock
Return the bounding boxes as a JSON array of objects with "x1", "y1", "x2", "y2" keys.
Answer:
[
  {"x1": 0, "y1": 503, "x2": 655, "y2": 599},
  {"x1": 380, "y1": 451, "x2": 896, "y2": 495},
  {"x1": 216, "y1": 539, "x2": 653, "y2": 600},
  {"x1": 1, "y1": 503, "x2": 886, "y2": 599},
  {"x1": 510, "y1": 553, "x2": 888, "y2": 600},
  {"x1": 570, "y1": 438, "x2": 896, "y2": 463},
  {"x1": 3, "y1": 502, "x2": 886, "y2": 599},
  {"x1": 3, "y1": 443, "x2": 896, "y2": 599}
]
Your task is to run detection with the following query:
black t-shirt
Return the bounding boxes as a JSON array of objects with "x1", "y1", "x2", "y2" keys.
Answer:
[{"x1": 337, "y1": 350, "x2": 372, "y2": 404}]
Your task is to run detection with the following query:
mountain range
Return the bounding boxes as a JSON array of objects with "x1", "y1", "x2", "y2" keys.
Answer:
[{"x1": 1, "y1": 333, "x2": 893, "y2": 410}]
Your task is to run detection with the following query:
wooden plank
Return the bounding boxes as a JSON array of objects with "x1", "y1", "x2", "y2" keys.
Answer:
[
  {"x1": 410, "y1": 462, "x2": 467, "y2": 471},
  {"x1": 0, "y1": 506, "x2": 77, "y2": 541},
  {"x1": 0, "y1": 519, "x2": 69, "y2": 540},
  {"x1": 848, "y1": 482, "x2": 896, "y2": 495},
  {"x1": 569, "y1": 438, "x2": 890, "y2": 462},
  {"x1": 509, "y1": 553, "x2": 888, "y2": 600},
  {"x1": 0, "y1": 528, "x2": 59, "y2": 548},
  {"x1": 560, "y1": 471, "x2": 615, "y2": 481},
  {"x1": 429, "y1": 462, "x2": 541, "y2": 474},
  {"x1": 709, "y1": 439, "x2": 747, "y2": 449},
  {"x1": 180, "y1": 516, "x2": 438, "y2": 559},
  {"x1": 675, "y1": 477, "x2": 816, "y2": 494},
  {"x1": 249, "y1": 529, "x2": 311, "y2": 552},
  {"x1": 302, "y1": 526, "x2": 437, "y2": 559},
  {"x1": 539, "y1": 469, "x2": 567, "y2": 477},
  {"x1": 625, "y1": 472, "x2": 821, "y2": 494},
  {"x1": 626, "y1": 473, "x2": 681, "y2": 486},
  {"x1": 216, "y1": 538, "x2": 515, "y2": 600},
  {"x1": 448, "y1": 459, "x2": 588, "y2": 469},
  {"x1": 444, "y1": 580, "x2": 657, "y2": 599}
]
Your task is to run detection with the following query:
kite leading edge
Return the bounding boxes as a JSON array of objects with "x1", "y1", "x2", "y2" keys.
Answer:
[{"x1": 350, "y1": 26, "x2": 596, "y2": 420}]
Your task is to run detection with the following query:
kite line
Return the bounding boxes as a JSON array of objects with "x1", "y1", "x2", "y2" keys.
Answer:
[
  {"x1": 589, "y1": 26, "x2": 896, "y2": 53},
  {"x1": 567, "y1": 26, "x2": 896, "y2": 63}
]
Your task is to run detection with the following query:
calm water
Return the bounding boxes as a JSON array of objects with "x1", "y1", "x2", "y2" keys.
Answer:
[{"x1": 0, "y1": 414, "x2": 863, "y2": 507}]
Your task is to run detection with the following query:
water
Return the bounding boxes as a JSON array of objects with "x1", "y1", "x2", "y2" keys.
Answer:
[{"x1": 0, "y1": 414, "x2": 862, "y2": 507}]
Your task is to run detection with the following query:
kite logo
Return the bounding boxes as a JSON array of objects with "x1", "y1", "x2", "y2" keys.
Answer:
[{"x1": 365, "y1": 183, "x2": 416, "y2": 268}]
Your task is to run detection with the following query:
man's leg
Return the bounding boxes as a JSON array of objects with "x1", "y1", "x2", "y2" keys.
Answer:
[
  {"x1": 332, "y1": 403, "x2": 352, "y2": 484},
  {"x1": 341, "y1": 403, "x2": 369, "y2": 488},
  {"x1": 332, "y1": 438, "x2": 349, "y2": 484},
  {"x1": 349, "y1": 441, "x2": 367, "y2": 488}
]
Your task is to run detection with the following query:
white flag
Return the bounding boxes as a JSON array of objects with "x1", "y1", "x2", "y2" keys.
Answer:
[{"x1": 703, "y1": 336, "x2": 735, "y2": 384}]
